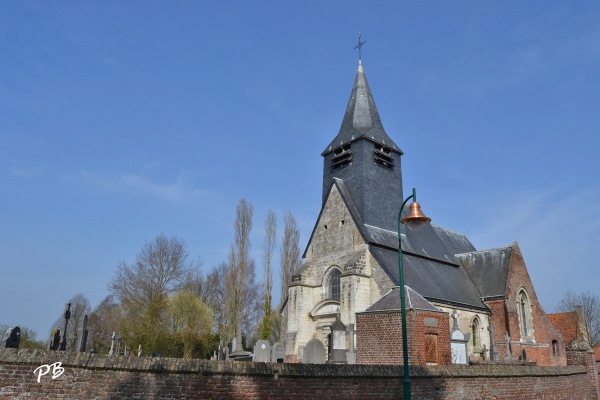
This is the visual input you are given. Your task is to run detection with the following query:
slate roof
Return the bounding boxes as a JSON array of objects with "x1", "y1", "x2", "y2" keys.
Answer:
[
  {"x1": 455, "y1": 246, "x2": 513, "y2": 298},
  {"x1": 365, "y1": 286, "x2": 441, "y2": 313},
  {"x1": 322, "y1": 61, "x2": 401, "y2": 156},
  {"x1": 370, "y1": 246, "x2": 487, "y2": 310}
]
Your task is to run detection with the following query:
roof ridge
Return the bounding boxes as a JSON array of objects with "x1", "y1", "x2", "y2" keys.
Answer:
[
  {"x1": 431, "y1": 223, "x2": 467, "y2": 237},
  {"x1": 455, "y1": 245, "x2": 513, "y2": 256}
]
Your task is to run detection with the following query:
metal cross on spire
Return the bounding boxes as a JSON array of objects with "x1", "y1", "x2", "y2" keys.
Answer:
[{"x1": 354, "y1": 32, "x2": 366, "y2": 60}]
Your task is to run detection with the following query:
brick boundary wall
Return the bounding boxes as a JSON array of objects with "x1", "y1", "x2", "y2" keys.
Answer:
[{"x1": 0, "y1": 349, "x2": 598, "y2": 399}]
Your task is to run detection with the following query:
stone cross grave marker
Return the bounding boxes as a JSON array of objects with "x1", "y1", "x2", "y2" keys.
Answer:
[
  {"x1": 304, "y1": 338, "x2": 326, "y2": 364},
  {"x1": 504, "y1": 332, "x2": 512, "y2": 361},
  {"x1": 253, "y1": 340, "x2": 271, "y2": 362},
  {"x1": 450, "y1": 310, "x2": 468, "y2": 364},
  {"x1": 271, "y1": 342, "x2": 285, "y2": 363},
  {"x1": 77, "y1": 314, "x2": 89, "y2": 352}
]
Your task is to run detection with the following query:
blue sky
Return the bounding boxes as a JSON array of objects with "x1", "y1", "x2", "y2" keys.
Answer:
[{"x1": 1, "y1": 1, "x2": 599, "y2": 338}]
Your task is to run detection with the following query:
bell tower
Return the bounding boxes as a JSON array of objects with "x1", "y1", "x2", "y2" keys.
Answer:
[{"x1": 322, "y1": 59, "x2": 404, "y2": 232}]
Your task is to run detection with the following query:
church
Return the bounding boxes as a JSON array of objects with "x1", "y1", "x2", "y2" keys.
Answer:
[{"x1": 282, "y1": 57, "x2": 566, "y2": 367}]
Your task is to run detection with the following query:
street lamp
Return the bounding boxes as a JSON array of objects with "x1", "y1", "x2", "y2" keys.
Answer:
[{"x1": 398, "y1": 188, "x2": 431, "y2": 400}]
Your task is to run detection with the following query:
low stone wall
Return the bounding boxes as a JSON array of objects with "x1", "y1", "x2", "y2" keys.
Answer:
[{"x1": 0, "y1": 349, "x2": 598, "y2": 399}]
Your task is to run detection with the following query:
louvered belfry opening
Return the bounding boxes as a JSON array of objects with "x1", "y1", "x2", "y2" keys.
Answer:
[{"x1": 331, "y1": 144, "x2": 352, "y2": 170}]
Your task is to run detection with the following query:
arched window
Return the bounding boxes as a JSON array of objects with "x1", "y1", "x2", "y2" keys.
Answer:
[
  {"x1": 472, "y1": 317, "x2": 480, "y2": 348},
  {"x1": 552, "y1": 340, "x2": 558, "y2": 356},
  {"x1": 518, "y1": 289, "x2": 534, "y2": 340},
  {"x1": 328, "y1": 269, "x2": 341, "y2": 300}
]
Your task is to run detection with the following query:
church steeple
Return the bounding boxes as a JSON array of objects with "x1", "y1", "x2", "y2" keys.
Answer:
[
  {"x1": 322, "y1": 60, "x2": 401, "y2": 157},
  {"x1": 321, "y1": 60, "x2": 404, "y2": 232}
]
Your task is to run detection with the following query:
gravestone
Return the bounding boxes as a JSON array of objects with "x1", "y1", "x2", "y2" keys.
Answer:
[
  {"x1": 2, "y1": 326, "x2": 21, "y2": 348},
  {"x1": 253, "y1": 340, "x2": 271, "y2": 362},
  {"x1": 450, "y1": 311, "x2": 468, "y2": 364},
  {"x1": 304, "y1": 338, "x2": 326, "y2": 364},
  {"x1": 229, "y1": 335, "x2": 253, "y2": 361},
  {"x1": 487, "y1": 317, "x2": 500, "y2": 361},
  {"x1": 328, "y1": 309, "x2": 347, "y2": 364},
  {"x1": 48, "y1": 329, "x2": 60, "y2": 351},
  {"x1": 124, "y1": 344, "x2": 130, "y2": 357},
  {"x1": 504, "y1": 332, "x2": 512, "y2": 361},
  {"x1": 116, "y1": 332, "x2": 122, "y2": 356},
  {"x1": 346, "y1": 324, "x2": 356, "y2": 365},
  {"x1": 271, "y1": 342, "x2": 285, "y2": 363},
  {"x1": 137, "y1": 345, "x2": 142, "y2": 357},
  {"x1": 108, "y1": 331, "x2": 116, "y2": 356},
  {"x1": 59, "y1": 302, "x2": 72, "y2": 351},
  {"x1": 77, "y1": 315, "x2": 89, "y2": 352}
]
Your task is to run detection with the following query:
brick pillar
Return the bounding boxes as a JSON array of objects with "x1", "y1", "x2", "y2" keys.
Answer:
[{"x1": 566, "y1": 347, "x2": 599, "y2": 400}]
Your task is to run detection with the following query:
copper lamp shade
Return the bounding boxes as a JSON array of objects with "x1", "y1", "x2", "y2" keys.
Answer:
[{"x1": 400, "y1": 201, "x2": 431, "y2": 226}]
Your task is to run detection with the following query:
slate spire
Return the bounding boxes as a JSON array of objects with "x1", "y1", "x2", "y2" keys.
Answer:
[
  {"x1": 321, "y1": 61, "x2": 405, "y2": 232},
  {"x1": 322, "y1": 60, "x2": 401, "y2": 156}
]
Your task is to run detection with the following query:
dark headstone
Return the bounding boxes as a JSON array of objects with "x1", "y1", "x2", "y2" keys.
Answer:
[
  {"x1": 49, "y1": 329, "x2": 61, "y2": 351},
  {"x1": 59, "y1": 302, "x2": 72, "y2": 351},
  {"x1": 3, "y1": 326, "x2": 21, "y2": 348}
]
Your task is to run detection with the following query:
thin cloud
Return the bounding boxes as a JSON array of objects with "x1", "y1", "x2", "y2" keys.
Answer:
[
  {"x1": 7, "y1": 166, "x2": 43, "y2": 177},
  {"x1": 80, "y1": 170, "x2": 210, "y2": 205},
  {"x1": 468, "y1": 185, "x2": 600, "y2": 308}
]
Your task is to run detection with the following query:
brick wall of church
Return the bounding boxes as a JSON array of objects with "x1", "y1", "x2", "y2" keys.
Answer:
[
  {"x1": 491, "y1": 244, "x2": 567, "y2": 367},
  {"x1": 1, "y1": 349, "x2": 598, "y2": 400},
  {"x1": 355, "y1": 310, "x2": 450, "y2": 365}
]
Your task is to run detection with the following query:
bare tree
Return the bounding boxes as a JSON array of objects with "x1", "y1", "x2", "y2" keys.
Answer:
[
  {"x1": 277, "y1": 211, "x2": 301, "y2": 341},
  {"x1": 225, "y1": 198, "x2": 263, "y2": 350},
  {"x1": 260, "y1": 210, "x2": 277, "y2": 340},
  {"x1": 52, "y1": 293, "x2": 92, "y2": 351},
  {"x1": 280, "y1": 211, "x2": 300, "y2": 304},
  {"x1": 202, "y1": 263, "x2": 230, "y2": 341},
  {"x1": 88, "y1": 295, "x2": 121, "y2": 353},
  {"x1": 108, "y1": 234, "x2": 195, "y2": 353},
  {"x1": 555, "y1": 290, "x2": 600, "y2": 347}
]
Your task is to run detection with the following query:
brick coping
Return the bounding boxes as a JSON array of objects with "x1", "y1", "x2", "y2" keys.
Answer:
[{"x1": 0, "y1": 349, "x2": 587, "y2": 379}]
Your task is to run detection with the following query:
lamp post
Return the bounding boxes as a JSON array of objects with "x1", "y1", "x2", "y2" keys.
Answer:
[{"x1": 398, "y1": 188, "x2": 431, "y2": 400}]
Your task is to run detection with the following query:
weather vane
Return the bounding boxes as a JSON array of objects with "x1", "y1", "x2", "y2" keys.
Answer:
[{"x1": 354, "y1": 32, "x2": 366, "y2": 60}]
